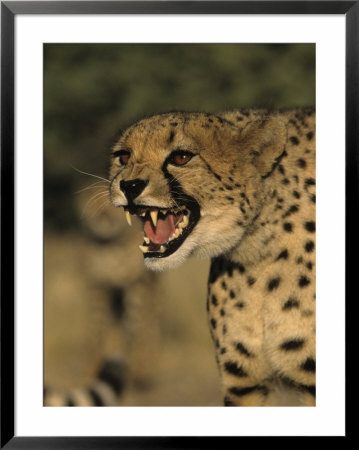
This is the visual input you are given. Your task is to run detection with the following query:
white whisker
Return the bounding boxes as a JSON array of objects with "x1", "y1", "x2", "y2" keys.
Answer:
[{"x1": 70, "y1": 165, "x2": 110, "y2": 184}]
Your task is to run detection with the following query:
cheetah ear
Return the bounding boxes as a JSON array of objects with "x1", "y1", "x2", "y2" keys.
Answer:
[{"x1": 239, "y1": 117, "x2": 287, "y2": 178}]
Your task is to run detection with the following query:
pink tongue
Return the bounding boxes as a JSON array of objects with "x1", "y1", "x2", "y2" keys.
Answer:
[{"x1": 144, "y1": 213, "x2": 181, "y2": 245}]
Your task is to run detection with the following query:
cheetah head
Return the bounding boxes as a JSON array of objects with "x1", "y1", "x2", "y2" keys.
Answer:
[{"x1": 109, "y1": 112, "x2": 286, "y2": 271}]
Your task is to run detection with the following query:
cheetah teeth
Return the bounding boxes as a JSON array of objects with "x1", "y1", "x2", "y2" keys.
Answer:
[
  {"x1": 138, "y1": 244, "x2": 166, "y2": 254},
  {"x1": 125, "y1": 210, "x2": 132, "y2": 226},
  {"x1": 150, "y1": 210, "x2": 158, "y2": 227},
  {"x1": 137, "y1": 209, "x2": 190, "y2": 254}
]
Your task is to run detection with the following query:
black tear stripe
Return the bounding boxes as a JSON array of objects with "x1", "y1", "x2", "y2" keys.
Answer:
[
  {"x1": 261, "y1": 149, "x2": 288, "y2": 180},
  {"x1": 161, "y1": 156, "x2": 201, "y2": 218}
]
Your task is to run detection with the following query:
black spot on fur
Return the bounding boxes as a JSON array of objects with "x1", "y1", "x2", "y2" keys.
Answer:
[
  {"x1": 305, "y1": 178, "x2": 315, "y2": 187},
  {"x1": 168, "y1": 130, "x2": 175, "y2": 143},
  {"x1": 267, "y1": 277, "x2": 281, "y2": 291},
  {"x1": 220, "y1": 347, "x2": 227, "y2": 354},
  {"x1": 210, "y1": 318, "x2": 217, "y2": 329},
  {"x1": 229, "y1": 385, "x2": 268, "y2": 397},
  {"x1": 282, "y1": 178, "x2": 290, "y2": 185},
  {"x1": 306, "y1": 261, "x2": 313, "y2": 270},
  {"x1": 209, "y1": 257, "x2": 246, "y2": 284},
  {"x1": 247, "y1": 276, "x2": 256, "y2": 286},
  {"x1": 229, "y1": 290, "x2": 236, "y2": 299},
  {"x1": 282, "y1": 298, "x2": 300, "y2": 310},
  {"x1": 296, "y1": 158, "x2": 307, "y2": 169},
  {"x1": 310, "y1": 194, "x2": 316, "y2": 203},
  {"x1": 220, "y1": 308, "x2": 225, "y2": 317},
  {"x1": 290, "y1": 136, "x2": 299, "y2": 145},
  {"x1": 221, "y1": 281, "x2": 227, "y2": 290},
  {"x1": 304, "y1": 221, "x2": 315, "y2": 232},
  {"x1": 306, "y1": 131, "x2": 313, "y2": 140},
  {"x1": 278, "y1": 165, "x2": 285, "y2": 175},
  {"x1": 224, "y1": 361, "x2": 248, "y2": 377},
  {"x1": 280, "y1": 338, "x2": 305, "y2": 351},
  {"x1": 300, "y1": 358, "x2": 316, "y2": 373},
  {"x1": 304, "y1": 240, "x2": 314, "y2": 252},
  {"x1": 299, "y1": 275, "x2": 310, "y2": 287},
  {"x1": 211, "y1": 295, "x2": 218, "y2": 307},
  {"x1": 276, "y1": 249, "x2": 289, "y2": 261},
  {"x1": 235, "y1": 342, "x2": 253, "y2": 357},
  {"x1": 281, "y1": 377, "x2": 315, "y2": 397},
  {"x1": 292, "y1": 190, "x2": 301, "y2": 199},
  {"x1": 235, "y1": 302, "x2": 245, "y2": 309},
  {"x1": 283, "y1": 222, "x2": 293, "y2": 232},
  {"x1": 282, "y1": 204, "x2": 299, "y2": 218}
]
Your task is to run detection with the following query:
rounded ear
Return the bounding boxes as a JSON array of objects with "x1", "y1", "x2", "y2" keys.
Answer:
[{"x1": 239, "y1": 117, "x2": 288, "y2": 178}]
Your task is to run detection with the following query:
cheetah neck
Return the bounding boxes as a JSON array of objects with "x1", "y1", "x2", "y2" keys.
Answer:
[{"x1": 228, "y1": 187, "x2": 286, "y2": 267}]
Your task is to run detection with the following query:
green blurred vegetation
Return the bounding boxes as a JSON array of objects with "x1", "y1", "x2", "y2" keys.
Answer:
[{"x1": 44, "y1": 43, "x2": 315, "y2": 230}]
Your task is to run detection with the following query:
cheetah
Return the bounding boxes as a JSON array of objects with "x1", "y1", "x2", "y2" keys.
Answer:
[{"x1": 109, "y1": 108, "x2": 316, "y2": 406}]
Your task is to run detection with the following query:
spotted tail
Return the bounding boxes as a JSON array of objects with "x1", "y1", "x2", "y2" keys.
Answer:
[{"x1": 44, "y1": 357, "x2": 126, "y2": 406}]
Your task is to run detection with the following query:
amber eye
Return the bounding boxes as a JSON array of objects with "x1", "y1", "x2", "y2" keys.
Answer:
[
  {"x1": 169, "y1": 150, "x2": 194, "y2": 167},
  {"x1": 113, "y1": 150, "x2": 130, "y2": 166}
]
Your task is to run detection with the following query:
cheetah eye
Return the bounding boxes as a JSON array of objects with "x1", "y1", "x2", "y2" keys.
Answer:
[
  {"x1": 113, "y1": 150, "x2": 131, "y2": 166},
  {"x1": 169, "y1": 150, "x2": 194, "y2": 167}
]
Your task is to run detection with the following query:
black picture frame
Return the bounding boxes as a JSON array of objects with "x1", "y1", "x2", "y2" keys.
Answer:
[{"x1": 1, "y1": 1, "x2": 356, "y2": 447}]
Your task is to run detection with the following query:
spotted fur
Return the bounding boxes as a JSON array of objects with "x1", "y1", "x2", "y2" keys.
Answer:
[{"x1": 109, "y1": 108, "x2": 316, "y2": 406}]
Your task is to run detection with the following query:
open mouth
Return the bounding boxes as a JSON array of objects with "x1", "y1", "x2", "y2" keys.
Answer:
[{"x1": 124, "y1": 202, "x2": 200, "y2": 258}]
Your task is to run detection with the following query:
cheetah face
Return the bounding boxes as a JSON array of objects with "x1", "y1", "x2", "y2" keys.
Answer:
[{"x1": 109, "y1": 113, "x2": 286, "y2": 270}]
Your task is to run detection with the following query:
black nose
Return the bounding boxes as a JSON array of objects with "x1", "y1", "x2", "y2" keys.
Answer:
[{"x1": 120, "y1": 179, "x2": 148, "y2": 202}]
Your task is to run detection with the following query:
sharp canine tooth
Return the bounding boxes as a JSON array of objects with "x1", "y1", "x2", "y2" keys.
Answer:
[
  {"x1": 150, "y1": 210, "x2": 158, "y2": 226},
  {"x1": 139, "y1": 245, "x2": 148, "y2": 253},
  {"x1": 144, "y1": 236, "x2": 150, "y2": 244},
  {"x1": 182, "y1": 215, "x2": 189, "y2": 227},
  {"x1": 161, "y1": 209, "x2": 167, "y2": 215},
  {"x1": 125, "y1": 210, "x2": 132, "y2": 226},
  {"x1": 140, "y1": 212, "x2": 146, "y2": 217},
  {"x1": 160, "y1": 245, "x2": 166, "y2": 253}
]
